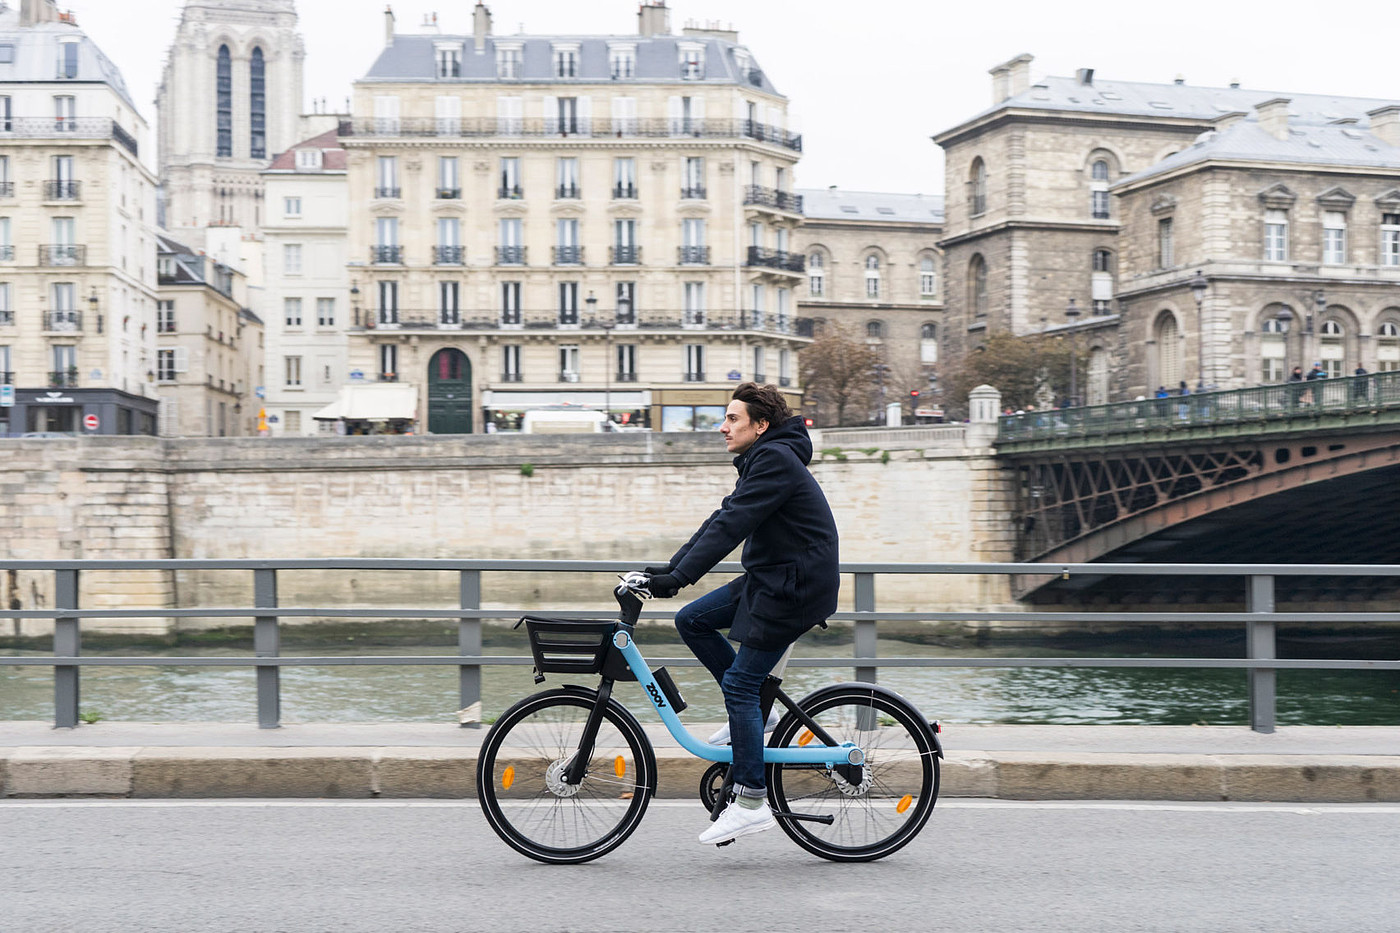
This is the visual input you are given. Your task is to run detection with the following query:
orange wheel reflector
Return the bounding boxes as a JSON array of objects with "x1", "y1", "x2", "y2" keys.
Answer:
[
  {"x1": 798, "y1": 730, "x2": 814, "y2": 747},
  {"x1": 614, "y1": 755, "x2": 627, "y2": 778},
  {"x1": 501, "y1": 766, "x2": 515, "y2": 790},
  {"x1": 896, "y1": 794, "x2": 913, "y2": 814}
]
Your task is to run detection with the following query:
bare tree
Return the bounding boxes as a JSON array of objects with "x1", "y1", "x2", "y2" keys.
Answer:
[
  {"x1": 798, "y1": 324, "x2": 882, "y2": 427},
  {"x1": 940, "y1": 330, "x2": 1078, "y2": 417}
]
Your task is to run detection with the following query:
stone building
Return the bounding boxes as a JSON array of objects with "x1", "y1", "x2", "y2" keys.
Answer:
[
  {"x1": 156, "y1": 0, "x2": 306, "y2": 234},
  {"x1": 340, "y1": 1, "x2": 809, "y2": 433},
  {"x1": 155, "y1": 233, "x2": 262, "y2": 435},
  {"x1": 0, "y1": 0, "x2": 160, "y2": 436},
  {"x1": 260, "y1": 128, "x2": 348, "y2": 435},
  {"x1": 933, "y1": 55, "x2": 1400, "y2": 403},
  {"x1": 793, "y1": 187, "x2": 944, "y2": 421}
]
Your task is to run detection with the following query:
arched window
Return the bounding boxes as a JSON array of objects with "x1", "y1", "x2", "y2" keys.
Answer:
[
  {"x1": 1155, "y1": 312, "x2": 1181, "y2": 389},
  {"x1": 866, "y1": 320, "x2": 884, "y2": 339},
  {"x1": 1320, "y1": 319, "x2": 1345, "y2": 378},
  {"x1": 969, "y1": 158, "x2": 987, "y2": 216},
  {"x1": 1260, "y1": 304, "x2": 1292, "y2": 382},
  {"x1": 920, "y1": 322, "x2": 938, "y2": 364},
  {"x1": 1090, "y1": 159, "x2": 1110, "y2": 219},
  {"x1": 968, "y1": 254, "x2": 987, "y2": 318},
  {"x1": 864, "y1": 254, "x2": 880, "y2": 299},
  {"x1": 250, "y1": 47, "x2": 266, "y2": 159},
  {"x1": 1087, "y1": 346, "x2": 1109, "y2": 405},
  {"x1": 216, "y1": 45, "x2": 232, "y2": 158},
  {"x1": 1092, "y1": 249, "x2": 1114, "y2": 314},
  {"x1": 807, "y1": 252, "x2": 825, "y2": 298},
  {"x1": 919, "y1": 255, "x2": 937, "y2": 297},
  {"x1": 1378, "y1": 319, "x2": 1400, "y2": 372}
]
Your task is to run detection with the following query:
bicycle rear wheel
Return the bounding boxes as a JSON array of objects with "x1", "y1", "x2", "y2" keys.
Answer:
[
  {"x1": 767, "y1": 685, "x2": 938, "y2": 862},
  {"x1": 476, "y1": 688, "x2": 654, "y2": 864}
]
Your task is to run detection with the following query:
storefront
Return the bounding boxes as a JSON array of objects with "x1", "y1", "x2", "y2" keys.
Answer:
[
  {"x1": 652, "y1": 387, "x2": 803, "y2": 432},
  {"x1": 481, "y1": 389, "x2": 651, "y2": 433},
  {"x1": 312, "y1": 383, "x2": 419, "y2": 435},
  {"x1": 1, "y1": 387, "x2": 159, "y2": 437}
]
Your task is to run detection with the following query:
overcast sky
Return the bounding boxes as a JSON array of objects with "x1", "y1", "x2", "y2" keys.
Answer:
[{"x1": 68, "y1": 0, "x2": 1398, "y2": 193}]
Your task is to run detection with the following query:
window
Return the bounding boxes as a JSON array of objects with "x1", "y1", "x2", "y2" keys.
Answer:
[
  {"x1": 610, "y1": 44, "x2": 636, "y2": 79},
  {"x1": 921, "y1": 323, "x2": 938, "y2": 364},
  {"x1": 316, "y1": 298, "x2": 335, "y2": 327},
  {"x1": 373, "y1": 95, "x2": 401, "y2": 135},
  {"x1": 558, "y1": 282, "x2": 579, "y2": 325},
  {"x1": 439, "y1": 281, "x2": 460, "y2": 325},
  {"x1": 679, "y1": 43, "x2": 704, "y2": 80},
  {"x1": 216, "y1": 46, "x2": 232, "y2": 155},
  {"x1": 684, "y1": 282, "x2": 706, "y2": 327},
  {"x1": 1320, "y1": 319, "x2": 1345, "y2": 377},
  {"x1": 284, "y1": 297, "x2": 302, "y2": 327},
  {"x1": 498, "y1": 218, "x2": 524, "y2": 264},
  {"x1": 683, "y1": 157, "x2": 705, "y2": 198},
  {"x1": 0, "y1": 96, "x2": 9, "y2": 132},
  {"x1": 438, "y1": 156, "x2": 459, "y2": 197},
  {"x1": 1323, "y1": 211, "x2": 1347, "y2": 264},
  {"x1": 1378, "y1": 320, "x2": 1400, "y2": 372},
  {"x1": 497, "y1": 94, "x2": 522, "y2": 135},
  {"x1": 250, "y1": 47, "x2": 266, "y2": 158},
  {"x1": 375, "y1": 216, "x2": 398, "y2": 249},
  {"x1": 969, "y1": 254, "x2": 987, "y2": 318},
  {"x1": 57, "y1": 38, "x2": 79, "y2": 79},
  {"x1": 295, "y1": 148, "x2": 322, "y2": 170},
  {"x1": 501, "y1": 281, "x2": 522, "y2": 324},
  {"x1": 1382, "y1": 214, "x2": 1400, "y2": 267},
  {"x1": 615, "y1": 282, "x2": 636, "y2": 324},
  {"x1": 157, "y1": 300, "x2": 175, "y2": 333},
  {"x1": 0, "y1": 44, "x2": 13, "y2": 64},
  {"x1": 285, "y1": 355, "x2": 303, "y2": 388},
  {"x1": 437, "y1": 217, "x2": 461, "y2": 258},
  {"x1": 779, "y1": 349, "x2": 791, "y2": 386},
  {"x1": 1260, "y1": 309, "x2": 1289, "y2": 383},
  {"x1": 284, "y1": 197, "x2": 302, "y2": 217},
  {"x1": 377, "y1": 280, "x2": 399, "y2": 325},
  {"x1": 283, "y1": 244, "x2": 303, "y2": 275},
  {"x1": 156, "y1": 348, "x2": 178, "y2": 382},
  {"x1": 496, "y1": 44, "x2": 521, "y2": 79},
  {"x1": 808, "y1": 253, "x2": 825, "y2": 297},
  {"x1": 436, "y1": 44, "x2": 461, "y2": 78},
  {"x1": 1264, "y1": 209, "x2": 1289, "y2": 261},
  {"x1": 559, "y1": 345, "x2": 581, "y2": 381},
  {"x1": 376, "y1": 157, "x2": 399, "y2": 198},
  {"x1": 866, "y1": 321, "x2": 884, "y2": 339},
  {"x1": 1090, "y1": 159, "x2": 1110, "y2": 219},
  {"x1": 613, "y1": 219, "x2": 638, "y2": 263},
  {"x1": 0, "y1": 154, "x2": 9, "y2": 196},
  {"x1": 1092, "y1": 249, "x2": 1114, "y2": 314},
  {"x1": 556, "y1": 157, "x2": 580, "y2": 198},
  {"x1": 684, "y1": 344, "x2": 705, "y2": 381},
  {"x1": 776, "y1": 288, "x2": 790, "y2": 331},
  {"x1": 53, "y1": 95, "x2": 74, "y2": 132},
  {"x1": 681, "y1": 218, "x2": 706, "y2": 266},
  {"x1": 611, "y1": 95, "x2": 637, "y2": 136},
  {"x1": 555, "y1": 218, "x2": 581, "y2": 264},
  {"x1": 0, "y1": 283, "x2": 10, "y2": 326},
  {"x1": 553, "y1": 96, "x2": 580, "y2": 134},
  {"x1": 616, "y1": 343, "x2": 637, "y2": 381},
  {"x1": 499, "y1": 157, "x2": 522, "y2": 198},
  {"x1": 0, "y1": 216, "x2": 9, "y2": 261},
  {"x1": 750, "y1": 284, "x2": 765, "y2": 328},
  {"x1": 864, "y1": 255, "x2": 881, "y2": 299},
  {"x1": 1087, "y1": 347, "x2": 1109, "y2": 405},
  {"x1": 613, "y1": 157, "x2": 636, "y2": 198},
  {"x1": 1157, "y1": 217, "x2": 1174, "y2": 269},
  {"x1": 553, "y1": 44, "x2": 579, "y2": 78},
  {"x1": 969, "y1": 158, "x2": 987, "y2": 216},
  {"x1": 1155, "y1": 312, "x2": 1181, "y2": 387},
  {"x1": 501, "y1": 344, "x2": 522, "y2": 381},
  {"x1": 378, "y1": 344, "x2": 397, "y2": 381},
  {"x1": 753, "y1": 346, "x2": 766, "y2": 382}
]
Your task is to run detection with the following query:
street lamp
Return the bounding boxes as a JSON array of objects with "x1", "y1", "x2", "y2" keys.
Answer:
[
  {"x1": 350, "y1": 283, "x2": 360, "y2": 327},
  {"x1": 586, "y1": 291, "x2": 610, "y2": 427},
  {"x1": 1064, "y1": 298, "x2": 1081, "y2": 407},
  {"x1": 89, "y1": 288, "x2": 102, "y2": 334},
  {"x1": 1189, "y1": 269, "x2": 1208, "y2": 390},
  {"x1": 1311, "y1": 289, "x2": 1325, "y2": 370},
  {"x1": 1276, "y1": 307, "x2": 1294, "y2": 377}
]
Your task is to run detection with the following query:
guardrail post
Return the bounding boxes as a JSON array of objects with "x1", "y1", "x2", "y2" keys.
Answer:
[
  {"x1": 853, "y1": 572, "x2": 877, "y2": 730},
  {"x1": 253, "y1": 568, "x2": 280, "y2": 729},
  {"x1": 1245, "y1": 574, "x2": 1277, "y2": 734},
  {"x1": 53, "y1": 569, "x2": 80, "y2": 728},
  {"x1": 459, "y1": 569, "x2": 482, "y2": 727}
]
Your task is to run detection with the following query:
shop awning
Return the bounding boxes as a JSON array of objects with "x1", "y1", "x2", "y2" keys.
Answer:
[
  {"x1": 313, "y1": 384, "x2": 418, "y2": 421},
  {"x1": 481, "y1": 390, "x2": 650, "y2": 411}
]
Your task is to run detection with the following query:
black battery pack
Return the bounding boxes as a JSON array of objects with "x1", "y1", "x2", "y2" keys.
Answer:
[{"x1": 651, "y1": 666, "x2": 688, "y2": 713}]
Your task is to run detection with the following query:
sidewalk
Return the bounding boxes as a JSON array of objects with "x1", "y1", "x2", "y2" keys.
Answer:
[{"x1": 2, "y1": 721, "x2": 1397, "y2": 802}]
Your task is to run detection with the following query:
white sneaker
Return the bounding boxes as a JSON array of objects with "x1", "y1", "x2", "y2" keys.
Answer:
[
  {"x1": 698, "y1": 799, "x2": 776, "y2": 845},
  {"x1": 706, "y1": 709, "x2": 781, "y2": 745}
]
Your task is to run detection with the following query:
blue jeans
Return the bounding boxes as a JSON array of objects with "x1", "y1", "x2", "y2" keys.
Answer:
[{"x1": 674, "y1": 579, "x2": 788, "y2": 795}]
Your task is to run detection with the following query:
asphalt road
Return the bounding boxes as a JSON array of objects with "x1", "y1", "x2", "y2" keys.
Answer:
[{"x1": 3, "y1": 799, "x2": 1398, "y2": 933}]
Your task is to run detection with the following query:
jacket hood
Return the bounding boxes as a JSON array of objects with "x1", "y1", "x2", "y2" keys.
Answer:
[{"x1": 734, "y1": 415, "x2": 813, "y2": 469}]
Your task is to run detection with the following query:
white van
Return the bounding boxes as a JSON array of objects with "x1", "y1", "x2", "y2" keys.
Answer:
[{"x1": 520, "y1": 409, "x2": 608, "y2": 434}]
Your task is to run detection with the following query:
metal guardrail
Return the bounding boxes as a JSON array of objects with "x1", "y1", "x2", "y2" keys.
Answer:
[
  {"x1": 998, "y1": 370, "x2": 1400, "y2": 445},
  {"x1": 3, "y1": 560, "x2": 1398, "y2": 733}
]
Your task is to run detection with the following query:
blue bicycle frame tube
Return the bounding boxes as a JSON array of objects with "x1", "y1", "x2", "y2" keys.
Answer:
[{"x1": 612, "y1": 629, "x2": 863, "y2": 768}]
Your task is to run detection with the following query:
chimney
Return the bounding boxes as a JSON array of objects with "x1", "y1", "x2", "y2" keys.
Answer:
[
  {"x1": 384, "y1": 5, "x2": 395, "y2": 46},
  {"x1": 1367, "y1": 105, "x2": 1400, "y2": 147},
  {"x1": 1255, "y1": 97, "x2": 1291, "y2": 141},
  {"x1": 1077, "y1": 67, "x2": 1095, "y2": 86},
  {"x1": 473, "y1": 2, "x2": 492, "y2": 52},
  {"x1": 21, "y1": 0, "x2": 61, "y2": 26},
  {"x1": 988, "y1": 53, "x2": 1033, "y2": 104},
  {"x1": 637, "y1": 1, "x2": 670, "y2": 36}
]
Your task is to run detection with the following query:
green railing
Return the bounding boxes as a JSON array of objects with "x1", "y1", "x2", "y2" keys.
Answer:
[{"x1": 998, "y1": 370, "x2": 1400, "y2": 444}]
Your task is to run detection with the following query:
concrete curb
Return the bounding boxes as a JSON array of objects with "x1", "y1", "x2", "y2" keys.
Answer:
[{"x1": 4, "y1": 746, "x2": 1399, "y2": 802}]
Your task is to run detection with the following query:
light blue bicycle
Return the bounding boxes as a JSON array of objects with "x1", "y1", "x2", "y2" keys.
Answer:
[{"x1": 476, "y1": 575, "x2": 943, "y2": 864}]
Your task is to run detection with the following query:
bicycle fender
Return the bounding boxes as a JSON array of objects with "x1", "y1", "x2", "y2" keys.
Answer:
[
  {"x1": 781, "y1": 681, "x2": 943, "y2": 758},
  {"x1": 556, "y1": 684, "x2": 660, "y2": 796}
]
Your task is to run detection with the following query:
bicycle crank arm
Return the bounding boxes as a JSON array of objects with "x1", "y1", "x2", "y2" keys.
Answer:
[{"x1": 771, "y1": 809, "x2": 835, "y2": 825}]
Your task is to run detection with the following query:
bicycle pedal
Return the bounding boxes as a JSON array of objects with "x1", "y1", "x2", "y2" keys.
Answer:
[{"x1": 715, "y1": 839, "x2": 736, "y2": 847}]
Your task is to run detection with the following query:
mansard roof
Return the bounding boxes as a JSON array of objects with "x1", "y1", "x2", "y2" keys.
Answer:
[
  {"x1": 363, "y1": 33, "x2": 781, "y2": 96},
  {"x1": 0, "y1": 4, "x2": 138, "y2": 111},
  {"x1": 799, "y1": 188, "x2": 945, "y2": 224},
  {"x1": 265, "y1": 128, "x2": 346, "y2": 172}
]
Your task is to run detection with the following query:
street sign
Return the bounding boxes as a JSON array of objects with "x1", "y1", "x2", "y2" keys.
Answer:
[
  {"x1": 727, "y1": 370, "x2": 742, "y2": 381},
  {"x1": 255, "y1": 386, "x2": 265, "y2": 399},
  {"x1": 83, "y1": 413, "x2": 99, "y2": 431},
  {"x1": 0, "y1": 385, "x2": 13, "y2": 407}
]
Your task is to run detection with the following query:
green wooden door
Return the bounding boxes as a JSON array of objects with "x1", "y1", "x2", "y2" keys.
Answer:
[{"x1": 427, "y1": 348, "x2": 472, "y2": 434}]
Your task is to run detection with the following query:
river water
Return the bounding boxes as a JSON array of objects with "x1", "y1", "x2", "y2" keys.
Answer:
[{"x1": 3, "y1": 627, "x2": 1397, "y2": 725}]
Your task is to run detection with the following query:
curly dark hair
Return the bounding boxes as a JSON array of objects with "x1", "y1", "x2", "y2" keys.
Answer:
[{"x1": 731, "y1": 382, "x2": 793, "y2": 429}]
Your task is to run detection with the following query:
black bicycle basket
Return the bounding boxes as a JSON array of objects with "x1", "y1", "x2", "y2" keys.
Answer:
[{"x1": 520, "y1": 616, "x2": 622, "y2": 679}]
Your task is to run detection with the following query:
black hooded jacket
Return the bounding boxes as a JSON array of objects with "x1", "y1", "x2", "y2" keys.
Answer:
[{"x1": 667, "y1": 416, "x2": 840, "y2": 650}]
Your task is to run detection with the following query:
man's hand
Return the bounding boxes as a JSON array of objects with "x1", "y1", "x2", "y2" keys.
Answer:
[
  {"x1": 643, "y1": 564, "x2": 672, "y2": 577},
  {"x1": 646, "y1": 572, "x2": 682, "y2": 599}
]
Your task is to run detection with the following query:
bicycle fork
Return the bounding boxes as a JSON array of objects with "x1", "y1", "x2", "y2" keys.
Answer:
[{"x1": 562, "y1": 678, "x2": 615, "y2": 787}]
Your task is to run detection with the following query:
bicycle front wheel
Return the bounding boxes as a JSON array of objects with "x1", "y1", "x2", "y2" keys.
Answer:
[
  {"x1": 768, "y1": 685, "x2": 938, "y2": 862},
  {"x1": 476, "y1": 689, "x2": 654, "y2": 864}
]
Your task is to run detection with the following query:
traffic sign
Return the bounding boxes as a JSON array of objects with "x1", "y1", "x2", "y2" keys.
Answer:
[
  {"x1": 0, "y1": 385, "x2": 13, "y2": 407},
  {"x1": 83, "y1": 413, "x2": 99, "y2": 431}
]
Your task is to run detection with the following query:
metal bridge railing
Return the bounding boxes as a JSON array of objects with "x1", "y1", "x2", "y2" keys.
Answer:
[
  {"x1": 3, "y1": 559, "x2": 1399, "y2": 734},
  {"x1": 998, "y1": 370, "x2": 1400, "y2": 444}
]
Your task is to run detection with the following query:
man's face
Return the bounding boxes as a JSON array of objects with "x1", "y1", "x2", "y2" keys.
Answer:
[{"x1": 720, "y1": 400, "x2": 766, "y2": 454}]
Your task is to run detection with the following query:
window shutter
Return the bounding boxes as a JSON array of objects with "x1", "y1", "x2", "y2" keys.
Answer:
[
  {"x1": 435, "y1": 95, "x2": 460, "y2": 135},
  {"x1": 576, "y1": 96, "x2": 592, "y2": 135},
  {"x1": 1091, "y1": 272, "x2": 1113, "y2": 301},
  {"x1": 173, "y1": 347, "x2": 189, "y2": 372},
  {"x1": 667, "y1": 95, "x2": 682, "y2": 135},
  {"x1": 373, "y1": 95, "x2": 400, "y2": 133},
  {"x1": 497, "y1": 95, "x2": 521, "y2": 135},
  {"x1": 690, "y1": 96, "x2": 705, "y2": 130},
  {"x1": 542, "y1": 95, "x2": 558, "y2": 134},
  {"x1": 611, "y1": 96, "x2": 635, "y2": 135}
]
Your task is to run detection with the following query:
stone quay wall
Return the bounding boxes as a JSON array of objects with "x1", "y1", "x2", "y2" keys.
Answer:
[{"x1": 0, "y1": 431, "x2": 1017, "y2": 636}]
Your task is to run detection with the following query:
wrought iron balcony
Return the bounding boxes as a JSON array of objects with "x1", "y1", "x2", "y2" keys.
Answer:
[
  {"x1": 552, "y1": 245, "x2": 584, "y2": 265},
  {"x1": 779, "y1": 376, "x2": 792, "y2": 387},
  {"x1": 496, "y1": 246, "x2": 527, "y2": 265},
  {"x1": 0, "y1": 310, "x2": 12, "y2": 326},
  {"x1": 0, "y1": 182, "x2": 13, "y2": 197},
  {"x1": 0, "y1": 118, "x2": 138, "y2": 155},
  {"x1": 44, "y1": 310, "x2": 82, "y2": 331},
  {"x1": 745, "y1": 246, "x2": 805, "y2": 273},
  {"x1": 338, "y1": 117, "x2": 803, "y2": 152},
  {"x1": 500, "y1": 372, "x2": 523, "y2": 383},
  {"x1": 612, "y1": 184, "x2": 637, "y2": 199},
  {"x1": 433, "y1": 246, "x2": 464, "y2": 265},
  {"x1": 555, "y1": 184, "x2": 580, "y2": 199},
  {"x1": 683, "y1": 371, "x2": 706, "y2": 382},
  {"x1": 44, "y1": 180, "x2": 81, "y2": 200},
  {"x1": 616, "y1": 372, "x2": 639, "y2": 383},
  {"x1": 49, "y1": 368, "x2": 80, "y2": 387},
  {"x1": 39, "y1": 245, "x2": 85, "y2": 266},
  {"x1": 436, "y1": 187, "x2": 461, "y2": 199},
  {"x1": 678, "y1": 245, "x2": 710, "y2": 265},
  {"x1": 680, "y1": 185, "x2": 707, "y2": 199},
  {"x1": 744, "y1": 185, "x2": 803, "y2": 213},
  {"x1": 373, "y1": 186, "x2": 401, "y2": 199},
  {"x1": 559, "y1": 371, "x2": 581, "y2": 383},
  {"x1": 610, "y1": 245, "x2": 641, "y2": 265},
  {"x1": 0, "y1": 246, "x2": 13, "y2": 261},
  {"x1": 497, "y1": 185, "x2": 523, "y2": 200},
  {"x1": 0, "y1": 370, "x2": 12, "y2": 383},
  {"x1": 370, "y1": 245, "x2": 403, "y2": 264}
]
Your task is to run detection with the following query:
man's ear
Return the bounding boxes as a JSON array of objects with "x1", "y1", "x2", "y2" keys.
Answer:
[{"x1": 755, "y1": 419, "x2": 770, "y2": 435}]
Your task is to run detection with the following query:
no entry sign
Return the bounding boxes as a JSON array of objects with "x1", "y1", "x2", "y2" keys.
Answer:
[{"x1": 83, "y1": 413, "x2": 99, "y2": 431}]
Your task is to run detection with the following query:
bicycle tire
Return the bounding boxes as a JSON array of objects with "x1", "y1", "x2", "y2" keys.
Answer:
[
  {"x1": 476, "y1": 687, "x2": 654, "y2": 864},
  {"x1": 767, "y1": 684, "x2": 939, "y2": 862}
]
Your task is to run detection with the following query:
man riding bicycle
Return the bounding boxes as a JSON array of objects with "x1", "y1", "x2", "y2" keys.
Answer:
[{"x1": 644, "y1": 382, "x2": 840, "y2": 845}]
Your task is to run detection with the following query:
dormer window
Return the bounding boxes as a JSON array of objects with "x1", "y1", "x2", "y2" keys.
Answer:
[
  {"x1": 609, "y1": 43, "x2": 636, "y2": 79},
  {"x1": 56, "y1": 38, "x2": 79, "y2": 80},
  {"x1": 295, "y1": 148, "x2": 322, "y2": 170},
  {"x1": 553, "y1": 43, "x2": 580, "y2": 78},
  {"x1": 435, "y1": 43, "x2": 461, "y2": 78},
  {"x1": 679, "y1": 42, "x2": 705, "y2": 80},
  {"x1": 496, "y1": 43, "x2": 522, "y2": 79}
]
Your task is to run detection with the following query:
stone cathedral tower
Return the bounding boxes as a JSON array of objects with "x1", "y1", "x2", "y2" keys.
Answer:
[{"x1": 157, "y1": 0, "x2": 305, "y2": 234}]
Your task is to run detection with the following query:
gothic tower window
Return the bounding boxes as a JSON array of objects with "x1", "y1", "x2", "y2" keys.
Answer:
[
  {"x1": 216, "y1": 45, "x2": 232, "y2": 157},
  {"x1": 250, "y1": 47, "x2": 266, "y2": 159}
]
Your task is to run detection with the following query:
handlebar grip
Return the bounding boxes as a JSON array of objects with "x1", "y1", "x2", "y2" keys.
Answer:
[{"x1": 614, "y1": 584, "x2": 644, "y2": 627}]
